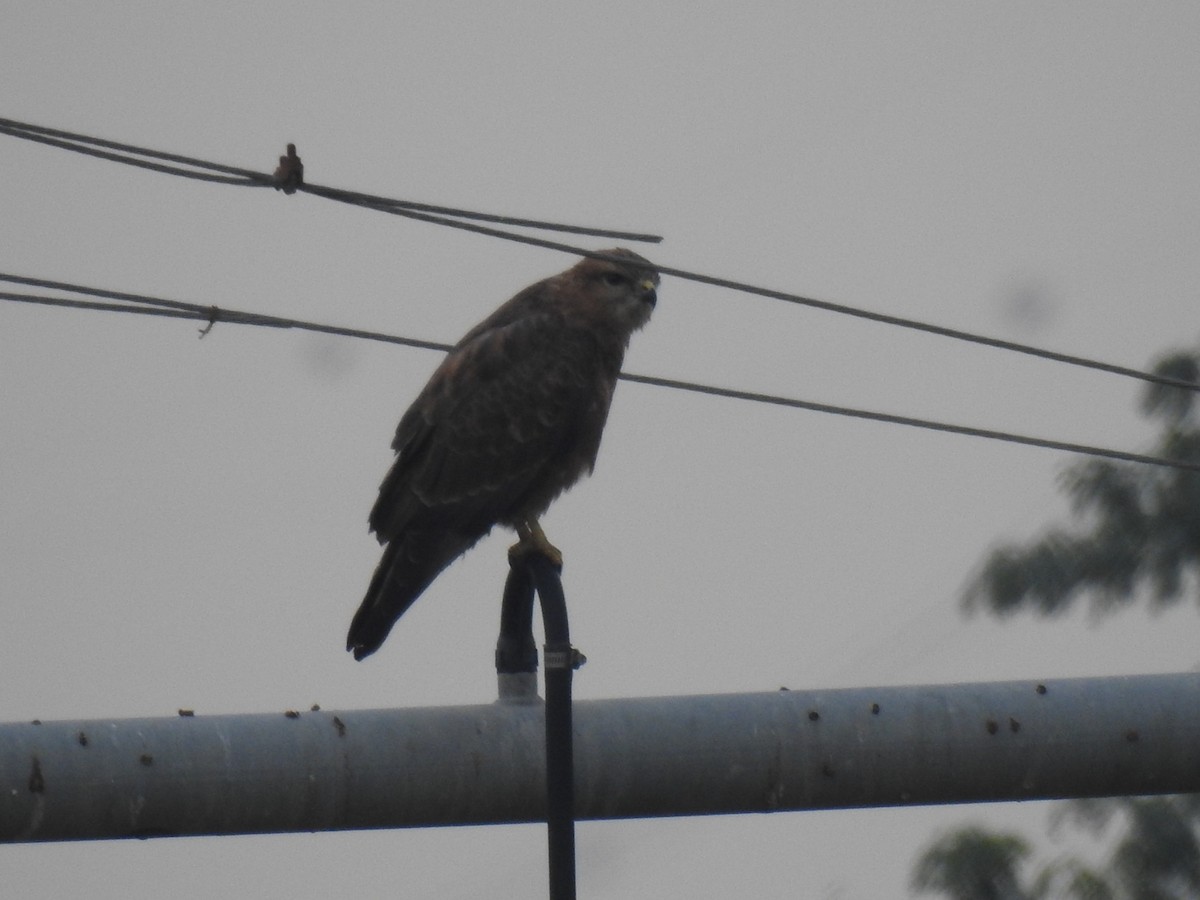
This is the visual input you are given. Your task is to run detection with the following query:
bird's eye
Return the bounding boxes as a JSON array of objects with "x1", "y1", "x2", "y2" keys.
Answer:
[{"x1": 602, "y1": 272, "x2": 626, "y2": 287}]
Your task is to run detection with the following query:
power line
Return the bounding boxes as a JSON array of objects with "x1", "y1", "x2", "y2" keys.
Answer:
[
  {"x1": 0, "y1": 116, "x2": 663, "y2": 243},
  {"x1": 3, "y1": 115, "x2": 1196, "y2": 397},
  {"x1": 3, "y1": 277, "x2": 1197, "y2": 474},
  {"x1": 644, "y1": 264, "x2": 1200, "y2": 394},
  {"x1": 619, "y1": 372, "x2": 1194, "y2": 471},
  {"x1": 0, "y1": 288, "x2": 453, "y2": 354}
]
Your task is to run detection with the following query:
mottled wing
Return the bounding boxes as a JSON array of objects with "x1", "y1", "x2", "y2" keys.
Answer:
[{"x1": 371, "y1": 282, "x2": 610, "y2": 535}]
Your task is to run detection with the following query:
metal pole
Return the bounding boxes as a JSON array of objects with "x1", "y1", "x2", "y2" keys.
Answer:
[
  {"x1": 527, "y1": 555, "x2": 578, "y2": 900},
  {"x1": 3, "y1": 673, "x2": 1199, "y2": 843},
  {"x1": 498, "y1": 555, "x2": 581, "y2": 900}
]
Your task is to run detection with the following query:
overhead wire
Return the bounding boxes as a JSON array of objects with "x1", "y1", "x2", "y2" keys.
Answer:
[
  {"x1": 618, "y1": 372, "x2": 1195, "y2": 471},
  {"x1": 2, "y1": 114, "x2": 1196, "y2": 397},
  {"x1": 3, "y1": 275, "x2": 1197, "y2": 474},
  {"x1": 0, "y1": 285, "x2": 453, "y2": 354},
  {"x1": 0, "y1": 117, "x2": 662, "y2": 243}
]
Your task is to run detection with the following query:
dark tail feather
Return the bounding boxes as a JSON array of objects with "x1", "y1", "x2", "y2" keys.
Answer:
[{"x1": 346, "y1": 531, "x2": 474, "y2": 660}]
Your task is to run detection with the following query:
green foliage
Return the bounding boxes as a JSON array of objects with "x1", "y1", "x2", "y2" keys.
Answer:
[
  {"x1": 911, "y1": 827, "x2": 1032, "y2": 899},
  {"x1": 917, "y1": 347, "x2": 1200, "y2": 898},
  {"x1": 1109, "y1": 798, "x2": 1200, "y2": 899},
  {"x1": 963, "y1": 349, "x2": 1200, "y2": 618},
  {"x1": 1030, "y1": 859, "x2": 1115, "y2": 900},
  {"x1": 912, "y1": 798, "x2": 1200, "y2": 900},
  {"x1": 1139, "y1": 354, "x2": 1200, "y2": 423}
]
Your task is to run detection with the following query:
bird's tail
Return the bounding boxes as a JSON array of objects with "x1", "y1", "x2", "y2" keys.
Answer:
[{"x1": 346, "y1": 531, "x2": 475, "y2": 660}]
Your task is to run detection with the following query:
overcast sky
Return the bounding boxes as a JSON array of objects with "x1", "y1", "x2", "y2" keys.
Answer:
[{"x1": 4, "y1": 3, "x2": 1200, "y2": 897}]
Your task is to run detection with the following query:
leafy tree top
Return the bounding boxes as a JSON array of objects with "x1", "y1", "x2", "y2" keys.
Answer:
[{"x1": 963, "y1": 350, "x2": 1200, "y2": 618}]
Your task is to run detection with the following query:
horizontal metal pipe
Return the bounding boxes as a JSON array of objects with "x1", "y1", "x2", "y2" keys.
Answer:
[{"x1": 2, "y1": 673, "x2": 1197, "y2": 843}]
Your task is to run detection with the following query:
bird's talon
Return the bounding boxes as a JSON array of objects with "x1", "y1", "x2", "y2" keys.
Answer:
[
  {"x1": 507, "y1": 540, "x2": 564, "y2": 569},
  {"x1": 509, "y1": 521, "x2": 563, "y2": 569}
]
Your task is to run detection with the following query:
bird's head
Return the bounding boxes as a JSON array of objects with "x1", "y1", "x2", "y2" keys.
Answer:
[{"x1": 566, "y1": 248, "x2": 659, "y2": 335}]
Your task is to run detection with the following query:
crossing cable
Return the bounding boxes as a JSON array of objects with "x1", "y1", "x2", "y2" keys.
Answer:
[
  {"x1": 0, "y1": 116, "x2": 661, "y2": 243},
  {"x1": 3, "y1": 276, "x2": 1198, "y2": 474},
  {"x1": 3, "y1": 115, "x2": 1196, "y2": 397},
  {"x1": 0, "y1": 284, "x2": 452, "y2": 354}
]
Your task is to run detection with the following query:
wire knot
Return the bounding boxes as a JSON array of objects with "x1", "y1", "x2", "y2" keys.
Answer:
[
  {"x1": 272, "y1": 143, "x2": 304, "y2": 195},
  {"x1": 198, "y1": 305, "x2": 220, "y2": 338}
]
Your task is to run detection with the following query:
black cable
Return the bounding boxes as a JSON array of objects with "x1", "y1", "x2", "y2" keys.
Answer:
[
  {"x1": 0, "y1": 121, "x2": 263, "y2": 186},
  {"x1": 497, "y1": 565, "x2": 538, "y2": 676},
  {"x1": 4, "y1": 115, "x2": 1196, "y2": 396},
  {"x1": 4, "y1": 283, "x2": 1197, "y2": 474},
  {"x1": 618, "y1": 372, "x2": 1197, "y2": 472},
  {"x1": 296, "y1": 182, "x2": 660, "y2": 242},
  {"x1": 0, "y1": 117, "x2": 265, "y2": 178},
  {"x1": 0, "y1": 290, "x2": 453, "y2": 353},
  {"x1": 0, "y1": 117, "x2": 662, "y2": 243},
  {"x1": 644, "y1": 263, "x2": 1200, "y2": 395},
  {"x1": 496, "y1": 555, "x2": 579, "y2": 900},
  {"x1": 1, "y1": 273, "x2": 259, "y2": 315},
  {"x1": 525, "y1": 555, "x2": 578, "y2": 900}
]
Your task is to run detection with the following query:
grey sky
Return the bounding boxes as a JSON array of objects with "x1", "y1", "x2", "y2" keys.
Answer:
[{"x1": 4, "y1": 3, "x2": 1200, "y2": 897}]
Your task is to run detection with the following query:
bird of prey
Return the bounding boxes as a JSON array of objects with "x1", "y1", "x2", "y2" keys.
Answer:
[{"x1": 346, "y1": 249, "x2": 660, "y2": 660}]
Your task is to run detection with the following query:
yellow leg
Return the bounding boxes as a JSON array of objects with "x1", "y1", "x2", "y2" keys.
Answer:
[{"x1": 508, "y1": 518, "x2": 563, "y2": 568}]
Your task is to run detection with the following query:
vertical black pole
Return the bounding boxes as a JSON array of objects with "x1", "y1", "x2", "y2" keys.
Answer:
[
  {"x1": 498, "y1": 554, "x2": 577, "y2": 900},
  {"x1": 496, "y1": 564, "x2": 538, "y2": 677},
  {"x1": 530, "y1": 555, "x2": 576, "y2": 900}
]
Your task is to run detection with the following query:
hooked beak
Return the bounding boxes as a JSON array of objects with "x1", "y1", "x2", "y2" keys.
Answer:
[{"x1": 639, "y1": 278, "x2": 658, "y2": 308}]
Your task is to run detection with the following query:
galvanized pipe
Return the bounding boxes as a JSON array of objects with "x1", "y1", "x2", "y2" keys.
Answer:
[{"x1": 2, "y1": 673, "x2": 1198, "y2": 843}]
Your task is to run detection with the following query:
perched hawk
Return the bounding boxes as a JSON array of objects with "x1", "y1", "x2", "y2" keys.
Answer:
[{"x1": 347, "y1": 249, "x2": 660, "y2": 660}]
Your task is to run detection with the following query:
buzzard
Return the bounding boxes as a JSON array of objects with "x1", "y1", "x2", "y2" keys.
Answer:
[{"x1": 347, "y1": 249, "x2": 660, "y2": 659}]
